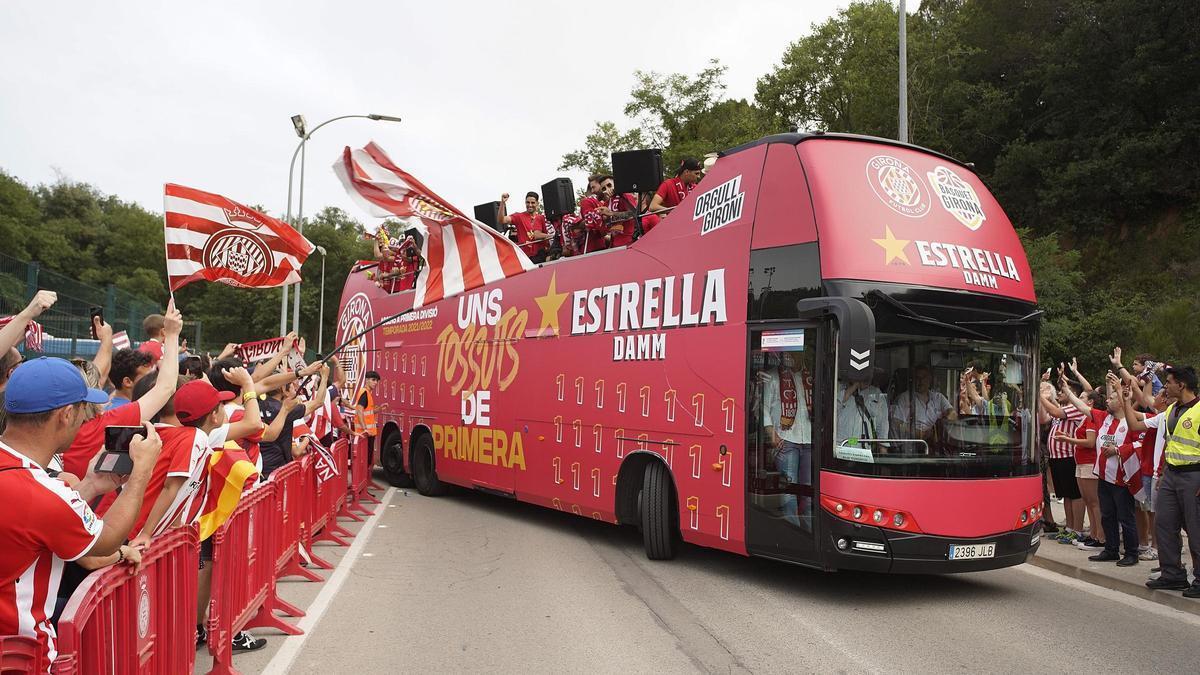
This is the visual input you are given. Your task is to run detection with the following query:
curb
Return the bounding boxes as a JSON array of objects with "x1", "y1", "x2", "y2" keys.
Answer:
[{"x1": 1029, "y1": 553, "x2": 1200, "y2": 617}]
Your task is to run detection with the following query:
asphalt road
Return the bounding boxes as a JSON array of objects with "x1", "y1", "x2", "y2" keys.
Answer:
[{"x1": 229, "y1": 480, "x2": 1200, "y2": 675}]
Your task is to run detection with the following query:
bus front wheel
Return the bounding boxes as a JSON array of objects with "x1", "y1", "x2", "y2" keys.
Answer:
[
  {"x1": 640, "y1": 461, "x2": 680, "y2": 560},
  {"x1": 411, "y1": 433, "x2": 448, "y2": 496},
  {"x1": 380, "y1": 432, "x2": 414, "y2": 488}
]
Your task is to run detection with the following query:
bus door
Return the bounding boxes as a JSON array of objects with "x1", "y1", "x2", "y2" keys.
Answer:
[{"x1": 745, "y1": 324, "x2": 823, "y2": 563}]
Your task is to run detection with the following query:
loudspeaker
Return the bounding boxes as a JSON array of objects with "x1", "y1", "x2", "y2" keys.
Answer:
[
  {"x1": 473, "y1": 201, "x2": 501, "y2": 231},
  {"x1": 612, "y1": 148, "x2": 663, "y2": 193},
  {"x1": 541, "y1": 178, "x2": 575, "y2": 219}
]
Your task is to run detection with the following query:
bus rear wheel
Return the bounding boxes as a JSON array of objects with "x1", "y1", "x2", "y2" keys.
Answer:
[
  {"x1": 380, "y1": 432, "x2": 414, "y2": 488},
  {"x1": 640, "y1": 461, "x2": 680, "y2": 560},
  {"x1": 411, "y1": 433, "x2": 448, "y2": 496}
]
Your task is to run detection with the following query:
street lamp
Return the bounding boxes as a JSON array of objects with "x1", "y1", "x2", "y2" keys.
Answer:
[
  {"x1": 315, "y1": 245, "x2": 327, "y2": 353},
  {"x1": 279, "y1": 113, "x2": 402, "y2": 336}
]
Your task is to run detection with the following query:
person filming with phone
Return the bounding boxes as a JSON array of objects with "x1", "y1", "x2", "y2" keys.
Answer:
[{"x1": 0, "y1": 357, "x2": 162, "y2": 668}]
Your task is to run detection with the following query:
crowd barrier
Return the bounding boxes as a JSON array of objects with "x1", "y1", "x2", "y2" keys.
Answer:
[
  {"x1": 51, "y1": 527, "x2": 200, "y2": 675},
  {"x1": 8, "y1": 433, "x2": 383, "y2": 675},
  {"x1": 0, "y1": 635, "x2": 43, "y2": 673},
  {"x1": 206, "y1": 483, "x2": 300, "y2": 675},
  {"x1": 344, "y1": 435, "x2": 383, "y2": 519},
  {"x1": 309, "y1": 439, "x2": 355, "y2": 551}
]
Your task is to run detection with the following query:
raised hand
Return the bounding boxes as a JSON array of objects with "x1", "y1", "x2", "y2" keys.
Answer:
[
  {"x1": 1109, "y1": 346, "x2": 1123, "y2": 367},
  {"x1": 21, "y1": 290, "x2": 57, "y2": 319},
  {"x1": 221, "y1": 366, "x2": 253, "y2": 388},
  {"x1": 163, "y1": 299, "x2": 183, "y2": 337}
]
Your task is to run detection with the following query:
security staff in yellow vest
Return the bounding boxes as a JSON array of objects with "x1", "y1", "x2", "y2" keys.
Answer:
[
  {"x1": 1127, "y1": 365, "x2": 1200, "y2": 598},
  {"x1": 354, "y1": 371, "x2": 383, "y2": 467}
]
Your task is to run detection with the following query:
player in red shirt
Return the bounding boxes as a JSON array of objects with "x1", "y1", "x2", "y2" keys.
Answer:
[
  {"x1": 650, "y1": 156, "x2": 703, "y2": 214},
  {"x1": 578, "y1": 174, "x2": 611, "y2": 254},
  {"x1": 499, "y1": 192, "x2": 553, "y2": 263},
  {"x1": 596, "y1": 176, "x2": 642, "y2": 248},
  {"x1": 0, "y1": 358, "x2": 162, "y2": 667}
]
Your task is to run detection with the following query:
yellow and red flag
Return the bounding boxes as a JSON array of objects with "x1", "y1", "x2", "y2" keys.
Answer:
[{"x1": 196, "y1": 446, "x2": 258, "y2": 541}]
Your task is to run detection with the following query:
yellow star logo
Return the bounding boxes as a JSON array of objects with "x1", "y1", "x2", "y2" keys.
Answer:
[
  {"x1": 872, "y1": 226, "x2": 911, "y2": 265},
  {"x1": 533, "y1": 272, "x2": 569, "y2": 337}
]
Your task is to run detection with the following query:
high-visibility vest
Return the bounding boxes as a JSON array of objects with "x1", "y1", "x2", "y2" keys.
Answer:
[
  {"x1": 1162, "y1": 399, "x2": 1200, "y2": 467},
  {"x1": 354, "y1": 388, "x2": 378, "y2": 437}
]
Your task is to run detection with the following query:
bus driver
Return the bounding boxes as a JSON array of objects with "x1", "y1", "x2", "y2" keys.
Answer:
[{"x1": 890, "y1": 364, "x2": 955, "y2": 442}]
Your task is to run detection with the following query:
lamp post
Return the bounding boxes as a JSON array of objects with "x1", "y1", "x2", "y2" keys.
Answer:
[
  {"x1": 315, "y1": 245, "x2": 327, "y2": 353},
  {"x1": 280, "y1": 113, "x2": 402, "y2": 336},
  {"x1": 898, "y1": 0, "x2": 908, "y2": 143}
]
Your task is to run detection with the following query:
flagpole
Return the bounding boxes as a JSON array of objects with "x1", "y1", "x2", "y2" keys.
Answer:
[{"x1": 280, "y1": 113, "x2": 402, "y2": 340}]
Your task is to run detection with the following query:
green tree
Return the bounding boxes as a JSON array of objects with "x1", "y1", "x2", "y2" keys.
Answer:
[{"x1": 558, "y1": 121, "x2": 647, "y2": 175}]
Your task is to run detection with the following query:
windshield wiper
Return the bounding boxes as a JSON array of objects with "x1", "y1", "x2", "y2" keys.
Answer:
[
  {"x1": 955, "y1": 310, "x2": 1044, "y2": 327},
  {"x1": 864, "y1": 290, "x2": 991, "y2": 340}
]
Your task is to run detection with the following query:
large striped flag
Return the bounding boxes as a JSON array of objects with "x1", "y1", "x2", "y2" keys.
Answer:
[
  {"x1": 163, "y1": 183, "x2": 315, "y2": 292},
  {"x1": 333, "y1": 142, "x2": 535, "y2": 308}
]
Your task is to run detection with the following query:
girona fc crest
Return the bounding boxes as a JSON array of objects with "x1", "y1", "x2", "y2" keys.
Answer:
[
  {"x1": 201, "y1": 229, "x2": 275, "y2": 285},
  {"x1": 337, "y1": 292, "x2": 374, "y2": 395},
  {"x1": 866, "y1": 155, "x2": 930, "y2": 218}
]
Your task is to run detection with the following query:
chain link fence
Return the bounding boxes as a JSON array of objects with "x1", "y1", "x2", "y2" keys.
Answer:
[{"x1": 0, "y1": 252, "x2": 202, "y2": 359}]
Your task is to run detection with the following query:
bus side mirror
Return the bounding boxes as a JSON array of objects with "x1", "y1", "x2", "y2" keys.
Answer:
[{"x1": 795, "y1": 297, "x2": 875, "y2": 383}]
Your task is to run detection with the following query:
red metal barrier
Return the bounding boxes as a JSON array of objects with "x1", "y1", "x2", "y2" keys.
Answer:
[
  {"x1": 298, "y1": 454, "x2": 333, "y2": 570},
  {"x1": 271, "y1": 461, "x2": 320, "y2": 586},
  {"x1": 344, "y1": 435, "x2": 382, "y2": 519},
  {"x1": 311, "y1": 439, "x2": 354, "y2": 547},
  {"x1": 1, "y1": 634, "x2": 43, "y2": 673},
  {"x1": 206, "y1": 483, "x2": 300, "y2": 675},
  {"x1": 51, "y1": 527, "x2": 199, "y2": 675}
]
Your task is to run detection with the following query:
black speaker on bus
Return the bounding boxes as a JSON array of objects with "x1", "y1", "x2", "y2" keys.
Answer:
[
  {"x1": 473, "y1": 201, "x2": 501, "y2": 231},
  {"x1": 541, "y1": 178, "x2": 575, "y2": 219},
  {"x1": 612, "y1": 148, "x2": 663, "y2": 193}
]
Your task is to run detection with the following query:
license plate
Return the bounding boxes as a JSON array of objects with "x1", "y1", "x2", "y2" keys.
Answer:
[{"x1": 948, "y1": 543, "x2": 996, "y2": 560}]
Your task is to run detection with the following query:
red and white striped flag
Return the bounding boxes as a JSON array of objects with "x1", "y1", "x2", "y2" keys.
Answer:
[
  {"x1": 163, "y1": 184, "x2": 315, "y2": 292},
  {"x1": 0, "y1": 316, "x2": 42, "y2": 352},
  {"x1": 112, "y1": 331, "x2": 131, "y2": 351},
  {"x1": 333, "y1": 142, "x2": 535, "y2": 308}
]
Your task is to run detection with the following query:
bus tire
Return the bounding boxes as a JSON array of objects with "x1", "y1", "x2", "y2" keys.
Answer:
[
  {"x1": 380, "y1": 432, "x2": 414, "y2": 488},
  {"x1": 641, "y1": 461, "x2": 679, "y2": 560},
  {"x1": 411, "y1": 432, "x2": 447, "y2": 496}
]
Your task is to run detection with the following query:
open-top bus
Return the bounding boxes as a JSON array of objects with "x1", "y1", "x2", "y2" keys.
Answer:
[{"x1": 334, "y1": 132, "x2": 1043, "y2": 573}]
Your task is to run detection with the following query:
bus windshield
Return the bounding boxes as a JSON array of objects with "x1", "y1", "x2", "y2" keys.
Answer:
[{"x1": 829, "y1": 329, "x2": 1038, "y2": 479}]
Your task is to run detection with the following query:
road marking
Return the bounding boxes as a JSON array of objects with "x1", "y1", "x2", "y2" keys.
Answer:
[
  {"x1": 261, "y1": 487, "x2": 396, "y2": 675},
  {"x1": 1015, "y1": 563, "x2": 1200, "y2": 627}
]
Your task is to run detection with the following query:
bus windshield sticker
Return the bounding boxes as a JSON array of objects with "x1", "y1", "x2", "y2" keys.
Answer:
[
  {"x1": 694, "y1": 175, "x2": 744, "y2": 236},
  {"x1": 834, "y1": 443, "x2": 875, "y2": 464},
  {"x1": 761, "y1": 329, "x2": 805, "y2": 352}
]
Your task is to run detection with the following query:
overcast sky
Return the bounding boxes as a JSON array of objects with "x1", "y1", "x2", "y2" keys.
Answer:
[{"x1": 1, "y1": 0, "x2": 857, "y2": 228}]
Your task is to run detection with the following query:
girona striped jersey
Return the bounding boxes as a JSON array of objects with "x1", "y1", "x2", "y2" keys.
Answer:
[
  {"x1": 1047, "y1": 405, "x2": 1089, "y2": 459},
  {"x1": 0, "y1": 441, "x2": 103, "y2": 667},
  {"x1": 1091, "y1": 414, "x2": 1144, "y2": 491}
]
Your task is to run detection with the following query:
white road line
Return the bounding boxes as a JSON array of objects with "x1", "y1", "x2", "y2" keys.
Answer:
[
  {"x1": 261, "y1": 487, "x2": 396, "y2": 675},
  {"x1": 1015, "y1": 563, "x2": 1200, "y2": 627}
]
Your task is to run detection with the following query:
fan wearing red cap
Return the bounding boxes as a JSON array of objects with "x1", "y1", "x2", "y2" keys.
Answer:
[{"x1": 0, "y1": 357, "x2": 163, "y2": 666}]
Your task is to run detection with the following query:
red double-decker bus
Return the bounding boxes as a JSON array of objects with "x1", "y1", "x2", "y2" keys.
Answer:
[{"x1": 334, "y1": 133, "x2": 1044, "y2": 573}]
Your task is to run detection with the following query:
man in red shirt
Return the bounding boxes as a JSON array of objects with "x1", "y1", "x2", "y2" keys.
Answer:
[
  {"x1": 0, "y1": 357, "x2": 161, "y2": 667},
  {"x1": 597, "y1": 176, "x2": 642, "y2": 248},
  {"x1": 649, "y1": 156, "x2": 703, "y2": 214},
  {"x1": 499, "y1": 192, "x2": 553, "y2": 263}
]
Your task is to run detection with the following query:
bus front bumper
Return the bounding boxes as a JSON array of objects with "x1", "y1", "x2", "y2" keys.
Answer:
[{"x1": 822, "y1": 513, "x2": 1042, "y2": 574}]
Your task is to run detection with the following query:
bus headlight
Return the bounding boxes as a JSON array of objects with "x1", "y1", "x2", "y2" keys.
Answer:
[
  {"x1": 852, "y1": 506, "x2": 863, "y2": 520},
  {"x1": 872, "y1": 509, "x2": 884, "y2": 523},
  {"x1": 893, "y1": 513, "x2": 905, "y2": 527}
]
